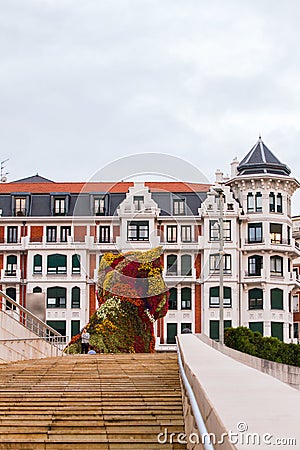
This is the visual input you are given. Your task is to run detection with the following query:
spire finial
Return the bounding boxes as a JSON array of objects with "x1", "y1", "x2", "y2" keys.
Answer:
[{"x1": 258, "y1": 133, "x2": 262, "y2": 141}]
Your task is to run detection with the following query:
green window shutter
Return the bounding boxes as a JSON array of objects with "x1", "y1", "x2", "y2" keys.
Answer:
[
  {"x1": 249, "y1": 322, "x2": 264, "y2": 335},
  {"x1": 71, "y1": 320, "x2": 80, "y2": 337},
  {"x1": 7, "y1": 255, "x2": 17, "y2": 265},
  {"x1": 271, "y1": 289, "x2": 283, "y2": 310},
  {"x1": 167, "y1": 323, "x2": 177, "y2": 344},
  {"x1": 46, "y1": 320, "x2": 66, "y2": 335},
  {"x1": 210, "y1": 320, "x2": 219, "y2": 340},
  {"x1": 210, "y1": 287, "x2": 219, "y2": 297},
  {"x1": 224, "y1": 287, "x2": 231, "y2": 299},
  {"x1": 71, "y1": 287, "x2": 80, "y2": 308},
  {"x1": 168, "y1": 288, "x2": 177, "y2": 310},
  {"x1": 224, "y1": 320, "x2": 232, "y2": 329},
  {"x1": 271, "y1": 322, "x2": 283, "y2": 341},
  {"x1": 72, "y1": 254, "x2": 81, "y2": 273}
]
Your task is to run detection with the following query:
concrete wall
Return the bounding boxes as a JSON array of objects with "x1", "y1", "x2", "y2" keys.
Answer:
[
  {"x1": 0, "y1": 310, "x2": 63, "y2": 362},
  {"x1": 198, "y1": 333, "x2": 300, "y2": 390},
  {"x1": 177, "y1": 334, "x2": 300, "y2": 450}
]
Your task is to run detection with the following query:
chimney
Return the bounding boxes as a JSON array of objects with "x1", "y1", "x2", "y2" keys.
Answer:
[
  {"x1": 230, "y1": 157, "x2": 239, "y2": 177},
  {"x1": 215, "y1": 169, "x2": 224, "y2": 183}
]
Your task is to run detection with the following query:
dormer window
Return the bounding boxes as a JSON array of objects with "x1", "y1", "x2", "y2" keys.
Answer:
[
  {"x1": 269, "y1": 193, "x2": 275, "y2": 212},
  {"x1": 94, "y1": 198, "x2": 105, "y2": 216},
  {"x1": 53, "y1": 197, "x2": 66, "y2": 216},
  {"x1": 255, "y1": 192, "x2": 262, "y2": 212},
  {"x1": 173, "y1": 198, "x2": 185, "y2": 215},
  {"x1": 277, "y1": 193, "x2": 282, "y2": 213},
  {"x1": 14, "y1": 197, "x2": 27, "y2": 216},
  {"x1": 247, "y1": 193, "x2": 254, "y2": 212},
  {"x1": 133, "y1": 196, "x2": 144, "y2": 211}
]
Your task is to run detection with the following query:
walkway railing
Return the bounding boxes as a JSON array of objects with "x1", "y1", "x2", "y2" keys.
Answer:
[
  {"x1": 0, "y1": 289, "x2": 62, "y2": 341},
  {"x1": 176, "y1": 337, "x2": 215, "y2": 450},
  {"x1": 0, "y1": 336, "x2": 68, "y2": 357}
]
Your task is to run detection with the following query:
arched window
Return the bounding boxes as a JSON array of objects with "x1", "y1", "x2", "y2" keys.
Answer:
[
  {"x1": 209, "y1": 287, "x2": 232, "y2": 307},
  {"x1": 47, "y1": 254, "x2": 67, "y2": 274},
  {"x1": 33, "y1": 286, "x2": 42, "y2": 293},
  {"x1": 270, "y1": 255, "x2": 283, "y2": 275},
  {"x1": 181, "y1": 287, "x2": 191, "y2": 310},
  {"x1": 168, "y1": 288, "x2": 177, "y2": 310},
  {"x1": 167, "y1": 254, "x2": 177, "y2": 275},
  {"x1": 248, "y1": 255, "x2": 263, "y2": 276},
  {"x1": 6, "y1": 255, "x2": 17, "y2": 276},
  {"x1": 249, "y1": 288, "x2": 263, "y2": 310},
  {"x1": 6, "y1": 287, "x2": 17, "y2": 310},
  {"x1": 271, "y1": 288, "x2": 283, "y2": 310},
  {"x1": 71, "y1": 287, "x2": 80, "y2": 308},
  {"x1": 33, "y1": 254, "x2": 42, "y2": 274},
  {"x1": 47, "y1": 286, "x2": 66, "y2": 308},
  {"x1": 181, "y1": 254, "x2": 192, "y2": 276},
  {"x1": 72, "y1": 254, "x2": 81, "y2": 274}
]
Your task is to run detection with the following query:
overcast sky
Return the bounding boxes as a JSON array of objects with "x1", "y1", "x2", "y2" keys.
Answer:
[{"x1": 1, "y1": 0, "x2": 300, "y2": 212}]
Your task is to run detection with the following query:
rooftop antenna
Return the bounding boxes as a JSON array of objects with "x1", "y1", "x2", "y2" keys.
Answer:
[{"x1": 1, "y1": 158, "x2": 9, "y2": 182}]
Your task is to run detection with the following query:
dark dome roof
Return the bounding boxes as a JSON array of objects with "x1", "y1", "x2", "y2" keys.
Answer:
[{"x1": 237, "y1": 138, "x2": 291, "y2": 176}]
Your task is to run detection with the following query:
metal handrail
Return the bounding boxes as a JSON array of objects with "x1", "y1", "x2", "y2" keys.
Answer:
[
  {"x1": 0, "y1": 289, "x2": 61, "y2": 338},
  {"x1": 176, "y1": 339, "x2": 215, "y2": 450}
]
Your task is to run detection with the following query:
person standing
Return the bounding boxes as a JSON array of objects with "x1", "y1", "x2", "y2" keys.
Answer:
[{"x1": 81, "y1": 328, "x2": 90, "y2": 354}]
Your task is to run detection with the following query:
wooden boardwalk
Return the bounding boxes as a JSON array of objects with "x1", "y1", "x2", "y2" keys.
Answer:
[{"x1": 0, "y1": 353, "x2": 187, "y2": 449}]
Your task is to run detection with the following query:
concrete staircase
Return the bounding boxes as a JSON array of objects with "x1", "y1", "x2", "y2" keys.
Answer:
[{"x1": 0, "y1": 353, "x2": 186, "y2": 449}]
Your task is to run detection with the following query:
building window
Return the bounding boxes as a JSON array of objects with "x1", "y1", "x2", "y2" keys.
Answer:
[
  {"x1": 209, "y1": 254, "x2": 231, "y2": 274},
  {"x1": 248, "y1": 255, "x2": 263, "y2": 276},
  {"x1": 127, "y1": 221, "x2": 149, "y2": 241},
  {"x1": 269, "y1": 193, "x2": 275, "y2": 212},
  {"x1": 173, "y1": 199, "x2": 185, "y2": 216},
  {"x1": 167, "y1": 323, "x2": 177, "y2": 344},
  {"x1": 271, "y1": 288, "x2": 284, "y2": 310},
  {"x1": 166, "y1": 254, "x2": 177, "y2": 275},
  {"x1": 60, "y1": 226, "x2": 71, "y2": 243},
  {"x1": 71, "y1": 287, "x2": 80, "y2": 308},
  {"x1": 47, "y1": 287, "x2": 66, "y2": 308},
  {"x1": 248, "y1": 223, "x2": 262, "y2": 243},
  {"x1": 287, "y1": 226, "x2": 291, "y2": 245},
  {"x1": 5, "y1": 255, "x2": 17, "y2": 276},
  {"x1": 270, "y1": 223, "x2": 282, "y2": 244},
  {"x1": 181, "y1": 323, "x2": 192, "y2": 333},
  {"x1": 47, "y1": 320, "x2": 66, "y2": 336},
  {"x1": 46, "y1": 226, "x2": 57, "y2": 243},
  {"x1": 94, "y1": 197, "x2": 105, "y2": 215},
  {"x1": 293, "y1": 295, "x2": 299, "y2": 312},
  {"x1": 247, "y1": 193, "x2": 254, "y2": 212},
  {"x1": 168, "y1": 288, "x2": 177, "y2": 310},
  {"x1": 277, "y1": 193, "x2": 283, "y2": 213},
  {"x1": 270, "y1": 255, "x2": 283, "y2": 276},
  {"x1": 14, "y1": 197, "x2": 27, "y2": 216},
  {"x1": 47, "y1": 254, "x2": 67, "y2": 274},
  {"x1": 271, "y1": 322, "x2": 283, "y2": 341},
  {"x1": 7, "y1": 226, "x2": 18, "y2": 243},
  {"x1": 166, "y1": 225, "x2": 177, "y2": 243},
  {"x1": 209, "y1": 220, "x2": 231, "y2": 241},
  {"x1": 181, "y1": 287, "x2": 191, "y2": 310},
  {"x1": 33, "y1": 254, "x2": 42, "y2": 274},
  {"x1": 71, "y1": 320, "x2": 80, "y2": 337},
  {"x1": 72, "y1": 254, "x2": 81, "y2": 274},
  {"x1": 249, "y1": 322, "x2": 263, "y2": 335},
  {"x1": 181, "y1": 225, "x2": 192, "y2": 242},
  {"x1": 133, "y1": 196, "x2": 144, "y2": 211},
  {"x1": 53, "y1": 197, "x2": 66, "y2": 216},
  {"x1": 33, "y1": 286, "x2": 42, "y2": 293},
  {"x1": 294, "y1": 323, "x2": 299, "y2": 339},
  {"x1": 209, "y1": 287, "x2": 232, "y2": 307},
  {"x1": 248, "y1": 288, "x2": 263, "y2": 310},
  {"x1": 99, "y1": 226, "x2": 110, "y2": 243},
  {"x1": 255, "y1": 192, "x2": 262, "y2": 212},
  {"x1": 181, "y1": 254, "x2": 192, "y2": 276},
  {"x1": 6, "y1": 287, "x2": 17, "y2": 310},
  {"x1": 209, "y1": 320, "x2": 232, "y2": 341}
]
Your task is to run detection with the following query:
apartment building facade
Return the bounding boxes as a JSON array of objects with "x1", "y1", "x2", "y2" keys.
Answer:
[{"x1": 1, "y1": 139, "x2": 300, "y2": 345}]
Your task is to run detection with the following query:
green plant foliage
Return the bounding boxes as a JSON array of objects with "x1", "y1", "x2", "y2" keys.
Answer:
[{"x1": 224, "y1": 327, "x2": 300, "y2": 367}]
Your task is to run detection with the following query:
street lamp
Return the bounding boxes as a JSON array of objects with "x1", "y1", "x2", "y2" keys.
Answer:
[{"x1": 213, "y1": 187, "x2": 225, "y2": 345}]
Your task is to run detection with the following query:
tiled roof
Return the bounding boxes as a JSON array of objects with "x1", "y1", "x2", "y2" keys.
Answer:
[
  {"x1": 0, "y1": 181, "x2": 211, "y2": 194},
  {"x1": 237, "y1": 137, "x2": 291, "y2": 176}
]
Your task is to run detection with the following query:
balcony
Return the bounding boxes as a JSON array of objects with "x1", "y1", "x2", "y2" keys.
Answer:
[{"x1": 1, "y1": 269, "x2": 21, "y2": 280}]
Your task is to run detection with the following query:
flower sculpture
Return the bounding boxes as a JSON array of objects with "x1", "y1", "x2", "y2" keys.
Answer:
[{"x1": 66, "y1": 247, "x2": 169, "y2": 353}]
